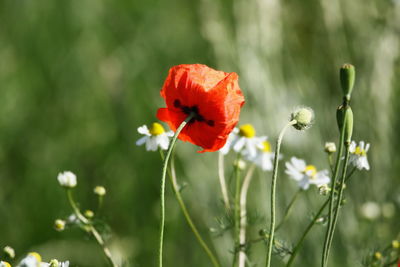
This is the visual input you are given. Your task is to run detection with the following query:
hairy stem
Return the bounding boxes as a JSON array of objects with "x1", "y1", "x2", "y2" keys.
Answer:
[
  {"x1": 265, "y1": 120, "x2": 296, "y2": 267},
  {"x1": 159, "y1": 114, "x2": 193, "y2": 267},
  {"x1": 275, "y1": 189, "x2": 302, "y2": 232},
  {"x1": 218, "y1": 152, "x2": 231, "y2": 211}
]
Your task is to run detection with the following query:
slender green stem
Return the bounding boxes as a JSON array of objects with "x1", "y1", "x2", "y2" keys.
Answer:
[
  {"x1": 238, "y1": 164, "x2": 257, "y2": 267},
  {"x1": 218, "y1": 152, "x2": 231, "y2": 211},
  {"x1": 324, "y1": 143, "x2": 351, "y2": 265},
  {"x1": 322, "y1": 124, "x2": 346, "y2": 266},
  {"x1": 287, "y1": 167, "x2": 357, "y2": 267},
  {"x1": 286, "y1": 200, "x2": 328, "y2": 267},
  {"x1": 233, "y1": 153, "x2": 243, "y2": 267},
  {"x1": 66, "y1": 189, "x2": 118, "y2": 267},
  {"x1": 275, "y1": 189, "x2": 302, "y2": 232},
  {"x1": 265, "y1": 120, "x2": 296, "y2": 267},
  {"x1": 160, "y1": 151, "x2": 221, "y2": 267},
  {"x1": 158, "y1": 114, "x2": 194, "y2": 267}
]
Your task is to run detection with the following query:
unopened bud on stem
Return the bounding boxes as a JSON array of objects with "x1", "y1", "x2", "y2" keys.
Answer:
[
  {"x1": 340, "y1": 64, "x2": 355, "y2": 102},
  {"x1": 336, "y1": 105, "x2": 353, "y2": 143}
]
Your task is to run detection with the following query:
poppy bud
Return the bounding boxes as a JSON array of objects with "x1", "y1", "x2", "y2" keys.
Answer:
[
  {"x1": 336, "y1": 105, "x2": 353, "y2": 143},
  {"x1": 340, "y1": 64, "x2": 355, "y2": 102}
]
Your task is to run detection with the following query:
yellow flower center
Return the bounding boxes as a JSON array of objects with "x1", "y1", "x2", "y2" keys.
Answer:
[
  {"x1": 1, "y1": 261, "x2": 11, "y2": 267},
  {"x1": 149, "y1": 122, "x2": 165, "y2": 136},
  {"x1": 262, "y1": 141, "x2": 271, "y2": 152},
  {"x1": 354, "y1": 146, "x2": 366, "y2": 156},
  {"x1": 239, "y1": 124, "x2": 256, "y2": 138},
  {"x1": 304, "y1": 165, "x2": 317, "y2": 178},
  {"x1": 29, "y1": 252, "x2": 42, "y2": 263}
]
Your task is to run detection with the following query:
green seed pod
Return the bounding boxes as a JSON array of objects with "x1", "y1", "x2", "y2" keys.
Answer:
[
  {"x1": 336, "y1": 105, "x2": 353, "y2": 143},
  {"x1": 340, "y1": 64, "x2": 355, "y2": 102}
]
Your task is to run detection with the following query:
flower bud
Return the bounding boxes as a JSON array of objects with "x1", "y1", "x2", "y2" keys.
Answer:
[
  {"x1": 54, "y1": 219, "x2": 66, "y2": 231},
  {"x1": 49, "y1": 259, "x2": 60, "y2": 267},
  {"x1": 340, "y1": 64, "x2": 355, "y2": 102},
  {"x1": 94, "y1": 186, "x2": 106, "y2": 196},
  {"x1": 3, "y1": 246, "x2": 15, "y2": 259},
  {"x1": 291, "y1": 107, "x2": 314, "y2": 130},
  {"x1": 84, "y1": 210, "x2": 94, "y2": 219},
  {"x1": 318, "y1": 184, "x2": 331, "y2": 196},
  {"x1": 324, "y1": 142, "x2": 336, "y2": 153},
  {"x1": 57, "y1": 171, "x2": 77, "y2": 188},
  {"x1": 373, "y1": 251, "x2": 382, "y2": 260},
  {"x1": 392, "y1": 240, "x2": 400, "y2": 249},
  {"x1": 233, "y1": 159, "x2": 246, "y2": 170},
  {"x1": 336, "y1": 105, "x2": 353, "y2": 143}
]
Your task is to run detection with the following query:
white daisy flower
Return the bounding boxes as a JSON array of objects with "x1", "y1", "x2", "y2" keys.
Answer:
[
  {"x1": 17, "y1": 252, "x2": 45, "y2": 267},
  {"x1": 285, "y1": 157, "x2": 330, "y2": 190},
  {"x1": 57, "y1": 171, "x2": 77, "y2": 188},
  {"x1": 246, "y1": 140, "x2": 275, "y2": 171},
  {"x1": 349, "y1": 141, "x2": 370, "y2": 170},
  {"x1": 135, "y1": 122, "x2": 174, "y2": 151},
  {"x1": 0, "y1": 261, "x2": 11, "y2": 267},
  {"x1": 219, "y1": 124, "x2": 265, "y2": 158}
]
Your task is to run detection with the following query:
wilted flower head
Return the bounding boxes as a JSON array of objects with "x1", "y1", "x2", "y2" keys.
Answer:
[
  {"x1": 349, "y1": 141, "x2": 370, "y2": 170},
  {"x1": 285, "y1": 157, "x2": 330, "y2": 190},
  {"x1": 57, "y1": 171, "x2": 77, "y2": 188},
  {"x1": 94, "y1": 186, "x2": 106, "y2": 196},
  {"x1": 156, "y1": 64, "x2": 245, "y2": 152},
  {"x1": 3, "y1": 246, "x2": 15, "y2": 259},
  {"x1": 136, "y1": 123, "x2": 174, "y2": 151},
  {"x1": 291, "y1": 107, "x2": 314, "y2": 130}
]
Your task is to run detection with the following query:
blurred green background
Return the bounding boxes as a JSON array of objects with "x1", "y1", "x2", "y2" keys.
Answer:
[{"x1": 0, "y1": 0, "x2": 399, "y2": 266}]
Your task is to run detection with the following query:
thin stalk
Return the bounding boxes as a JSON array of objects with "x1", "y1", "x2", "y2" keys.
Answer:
[
  {"x1": 218, "y1": 152, "x2": 231, "y2": 211},
  {"x1": 321, "y1": 124, "x2": 346, "y2": 266},
  {"x1": 233, "y1": 153, "x2": 243, "y2": 267},
  {"x1": 66, "y1": 190, "x2": 118, "y2": 267},
  {"x1": 167, "y1": 153, "x2": 221, "y2": 267},
  {"x1": 286, "y1": 167, "x2": 357, "y2": 267},
  {"x1": 286, "y1": 200, "x2": 328, "y2": 267},
  {"x1": 275, "y1": 189, "x2": 302, "y2": 232},
  {"x1": 159, "y1": 114, "x2": 194, "y2": 267},
  {"x1": 265, "y1": 120, "x2": 296, "y2": 267},
  {"x1": 324, "y1": 143, "x2": 351, "y2": 265},
  {"x1": 238, "y1": 164, "x2": 256, "y2": 267}
]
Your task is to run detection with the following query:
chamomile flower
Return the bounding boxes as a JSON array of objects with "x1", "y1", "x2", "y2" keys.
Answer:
[
  {"x1": 136, "y1": 122, "x2": 174, "y2": 151},
  {"x1": 285, "y1": 157, "x2": 330, "y2": 190},
  {"x1": 0, "y1": 261, "x2": 11, "y2": 267},
  {"x1": 17, "y1": 252, "x2": 43, "y2": 267},
  {"x1": 246, "y1": 140, "x2": 275, "y2": 171},
  {"x1": 219, "y1": 124, "x2": 265, "y2": 158},
  {"x1": 349, "y1": 141, "x2": 370, "y2": 170}
]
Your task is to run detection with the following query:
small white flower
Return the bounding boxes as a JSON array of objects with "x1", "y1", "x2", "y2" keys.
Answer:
[
  {"x1": 67, "y1": 214, "x2": 79, "y2": 224},
  {"x1": 136, "y1": 123, "x2": 174, "y2": 151},
  {"x1": 349, "y1": 141, "x2": 370, "y2": 170},
  {"x1": 54, "y1": 219, "x2": 66, "y2": 231},
  {"x1": 48, "y1": 259, "x2": 70, "y2": 267},
  {"x1": 324, "y1": 142, "x2": 336, "y2": 153},
  {"x1": 285, "y1": 157, "x2": 330, "y2": 190},
  {"x1": 219, "y1": 124, "x2": 265, "y2": 158},
  {"x1": 360, "y1": 201, "x2": 380, "y2": 220},
  {"x1": 17, "y1": 252, "x2": 42, "y2": 267},
  {"x1": 246, "y1": 140, "x2": 275, "y2": 171},
  {"x1": 0, "y1": 261, "x2": 11, "y2": 267},
  {"x1": 57, "y1": 171, "x2": 77, "y2": 188}
]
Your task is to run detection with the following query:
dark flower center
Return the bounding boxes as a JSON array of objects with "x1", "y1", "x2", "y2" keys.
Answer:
[{"x1": 173, "y1": 99, "x2": 214, "y2": 126}]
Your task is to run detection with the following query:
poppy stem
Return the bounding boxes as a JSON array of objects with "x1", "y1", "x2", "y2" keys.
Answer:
[
  {"x1": 323, "y1": 142, "x2": 351, "y2": 266},
  {"x1": 159, "y1": 114, "x2": 194, "y2": 267},
  {"x1": 286, "y1": 166, "x2": 357, "y2": 267},
  {"x1": 233, "y1": 153, "x2": 243, "y2": 267},
  {"x1": 321, "y1": 122, "x2": 346, "y2": 267},
  {"x1": 265, "y1": 120, "x2": 296, "y2": 267},
  {"x1": 158, "y1": 150, "x2": 221, "y2": 267}
]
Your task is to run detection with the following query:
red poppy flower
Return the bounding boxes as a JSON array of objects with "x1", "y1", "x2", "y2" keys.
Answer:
[{"x1": 156, "y1": 64, "x2": 245, "y2": 152}]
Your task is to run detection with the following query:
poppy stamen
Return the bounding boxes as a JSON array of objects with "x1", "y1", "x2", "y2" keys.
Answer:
[{"x1": 174, "y1": 100, "x2": 213, "y2": 126}]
